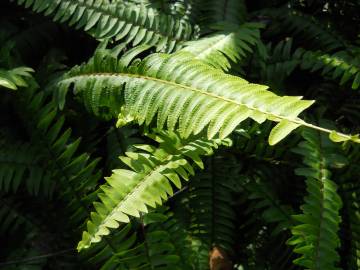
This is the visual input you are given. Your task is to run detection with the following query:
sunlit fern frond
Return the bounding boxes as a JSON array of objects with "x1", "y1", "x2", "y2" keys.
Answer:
[
  {"x1": 78, "y1": 130, "x2": 230, "y2": 250},
  {"x1": 56, "y1": 43, "x2": 360, "y2": 145},
  {"x1": 0, "y1": 67, "x2": 33, "y2": 90},
  {"x1": 182, "y1": 22, "x2": 263, "y2": 71}
]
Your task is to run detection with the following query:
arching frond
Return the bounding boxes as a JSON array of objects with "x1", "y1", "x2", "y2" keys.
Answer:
[
  {"x1": 12, "y1": 0, "x2": 197, "y2": 52},
  {"x1": 182, "y1": 22, "x2": 263, "y2": 71},
  {"x1": 295, "y1": 48, "x2": 360, "y2": 90},
  {"x1": 288, "y1": 127, "x2": 343, "y2": 270},
  {"x1": 257, "y1": 8, "x2": 345, "y2": 52},
  {"x1": 0, "y1": 67, "x2": 33, "y2": 90},
  {"x1": 56, "y1": 44, "x2": 360, "y2": 145},
  {"x1": 78, "y1": 131, "x2": 230, "y2": 250}
]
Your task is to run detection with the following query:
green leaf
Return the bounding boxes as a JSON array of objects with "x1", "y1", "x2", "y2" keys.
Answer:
[{"x1": 268, "y1": 120, "x2": 300, "y2": 145}]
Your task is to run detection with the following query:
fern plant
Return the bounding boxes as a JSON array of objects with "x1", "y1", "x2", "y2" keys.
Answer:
[{"x1": 1, "y1": 0, "x2": 360, "y2": 269}]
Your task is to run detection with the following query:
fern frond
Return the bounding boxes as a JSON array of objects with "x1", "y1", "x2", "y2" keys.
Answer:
[
  {"x1": 245, "y1": 176, "x2": 294, "y2": 236},
  {"x1": 182, "y1": 22, "x2": 263, "y2": 71},
  {"x1": 337, "y1": 144, "x2": 360, "y2": 269},
  {"x1": 295, "y1": 48, "x2": 360, "y2": 90},
  {"x1": 258, "y1": 8, "x2": 345, "y2": 52},
  {"x1": 0, "y1": 67, "x2": 33, "y2": 90},
  {"x1": 80, "y1": 223, "x2": 138, "y2": 269},
  {"x1": 187, "y1": 154, "x2": 239, "y2": 257},
  {"x1": 57, "y1": 44, "x2": 360, "y2": 145},
  {"x1": 82, "y1": 209, "x2": 193, "y2": 269},
  {"x1": 0, "y1": 139, "x2": 53, "y2": 196},
  {"x1": 231, "y1": 121, "x2": 301, "y2": 162},
  {"x1": 141, "y1": 210, "x2": 193, "y2": 269},
  {"x1": 199, "y1": 0, "x2": 247, "y2": 26},
  {"x1": 78, "y1": 131, "x2": 230, "y2": 250},
  {"x1": 288, "y1": 127, "x2": 343, "y2": 270},
  {"x1": 17, "y1": 85, "x2": 102, "y2": 228},
  {"x1": 257, "y1": 39, "x2": 299, "y2": 90},
  {"x1": 13, "y1": 0, "x2": 197, "y2": 52},
  {"x1": 234, "y1": 165, "x2": 298, "y2": 270}
]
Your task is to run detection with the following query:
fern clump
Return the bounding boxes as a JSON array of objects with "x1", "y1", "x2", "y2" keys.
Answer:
[{"x1": 1, "y1": 0, "x2": 360, "y2": 269}]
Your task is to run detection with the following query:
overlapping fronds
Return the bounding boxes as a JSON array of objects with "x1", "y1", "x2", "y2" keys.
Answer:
[
  {"x1": 295, "y1": 48, "x2": 360, "y2": 90},
  {"x1": 0, "y1": 139, "x2": 53, "y2": 196},
  {"x1": 2, "y1": 1, "x2": 360, "y2": 269},
  {"x1": 199, "y1": 0, "x2": 247, "y2": 26},
  {"x1": 56, "y1": 44, "x2": 360, "y2": 145},
  {"x1": 84, "y1": 210, "x2": 192, "y2": 269},
  {"x1": 258, "y1": 39, "x2": 298, "y2": 89},
  {"x1": 0, "y1": 67, "x2": 33, "y2": 90},
  {"x1": 12, "y1": 0, "x2": 197, "y2": 52},
  {"x1": 288, "y1": 127, "x2": 344, "y2": 270},
  {"x1": 231, "y1": 121, "x2": 301, "y2": 162},
  {"x1": 141, "y1": 210, "x2": 193, "y2": 269},
  {"x1": 187, "y1": 154, "x2": 238, "y2": 255},
  {"x1": 79, "y1": 224, "x2": 136, "y2": 269},
  {"x1": 257, "y1": 8, "x2": 345, "y2": 52},
  {"x1": 78, "y1": 131, "x2": 230, "y2": 250},
  {"x1": 233, "y1": 162, "x2": 298, "y2": 270},
  {"x1": 245, "y1": 176, "x2": 294, "y2": 236},
  {"x1": 182, "y1": 22, "x2": 263, "y2": 71},
  {"x1": 17, "y1": 85, "x2": 102, "y2": 227}
]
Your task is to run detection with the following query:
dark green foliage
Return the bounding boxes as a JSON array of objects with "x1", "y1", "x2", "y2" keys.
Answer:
[
  {"x1": 1, "y1": 0, "x2": 360, "y2": 269},
  {"x1": 288, "y1": 127, "x2": 344, "y2": 269},
  {"x1": 13, "y1": 0, "x2": 198, "y2": 52},
  {"x1": 295, "y1": 48, "x2": 360, "y2": 90}
]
